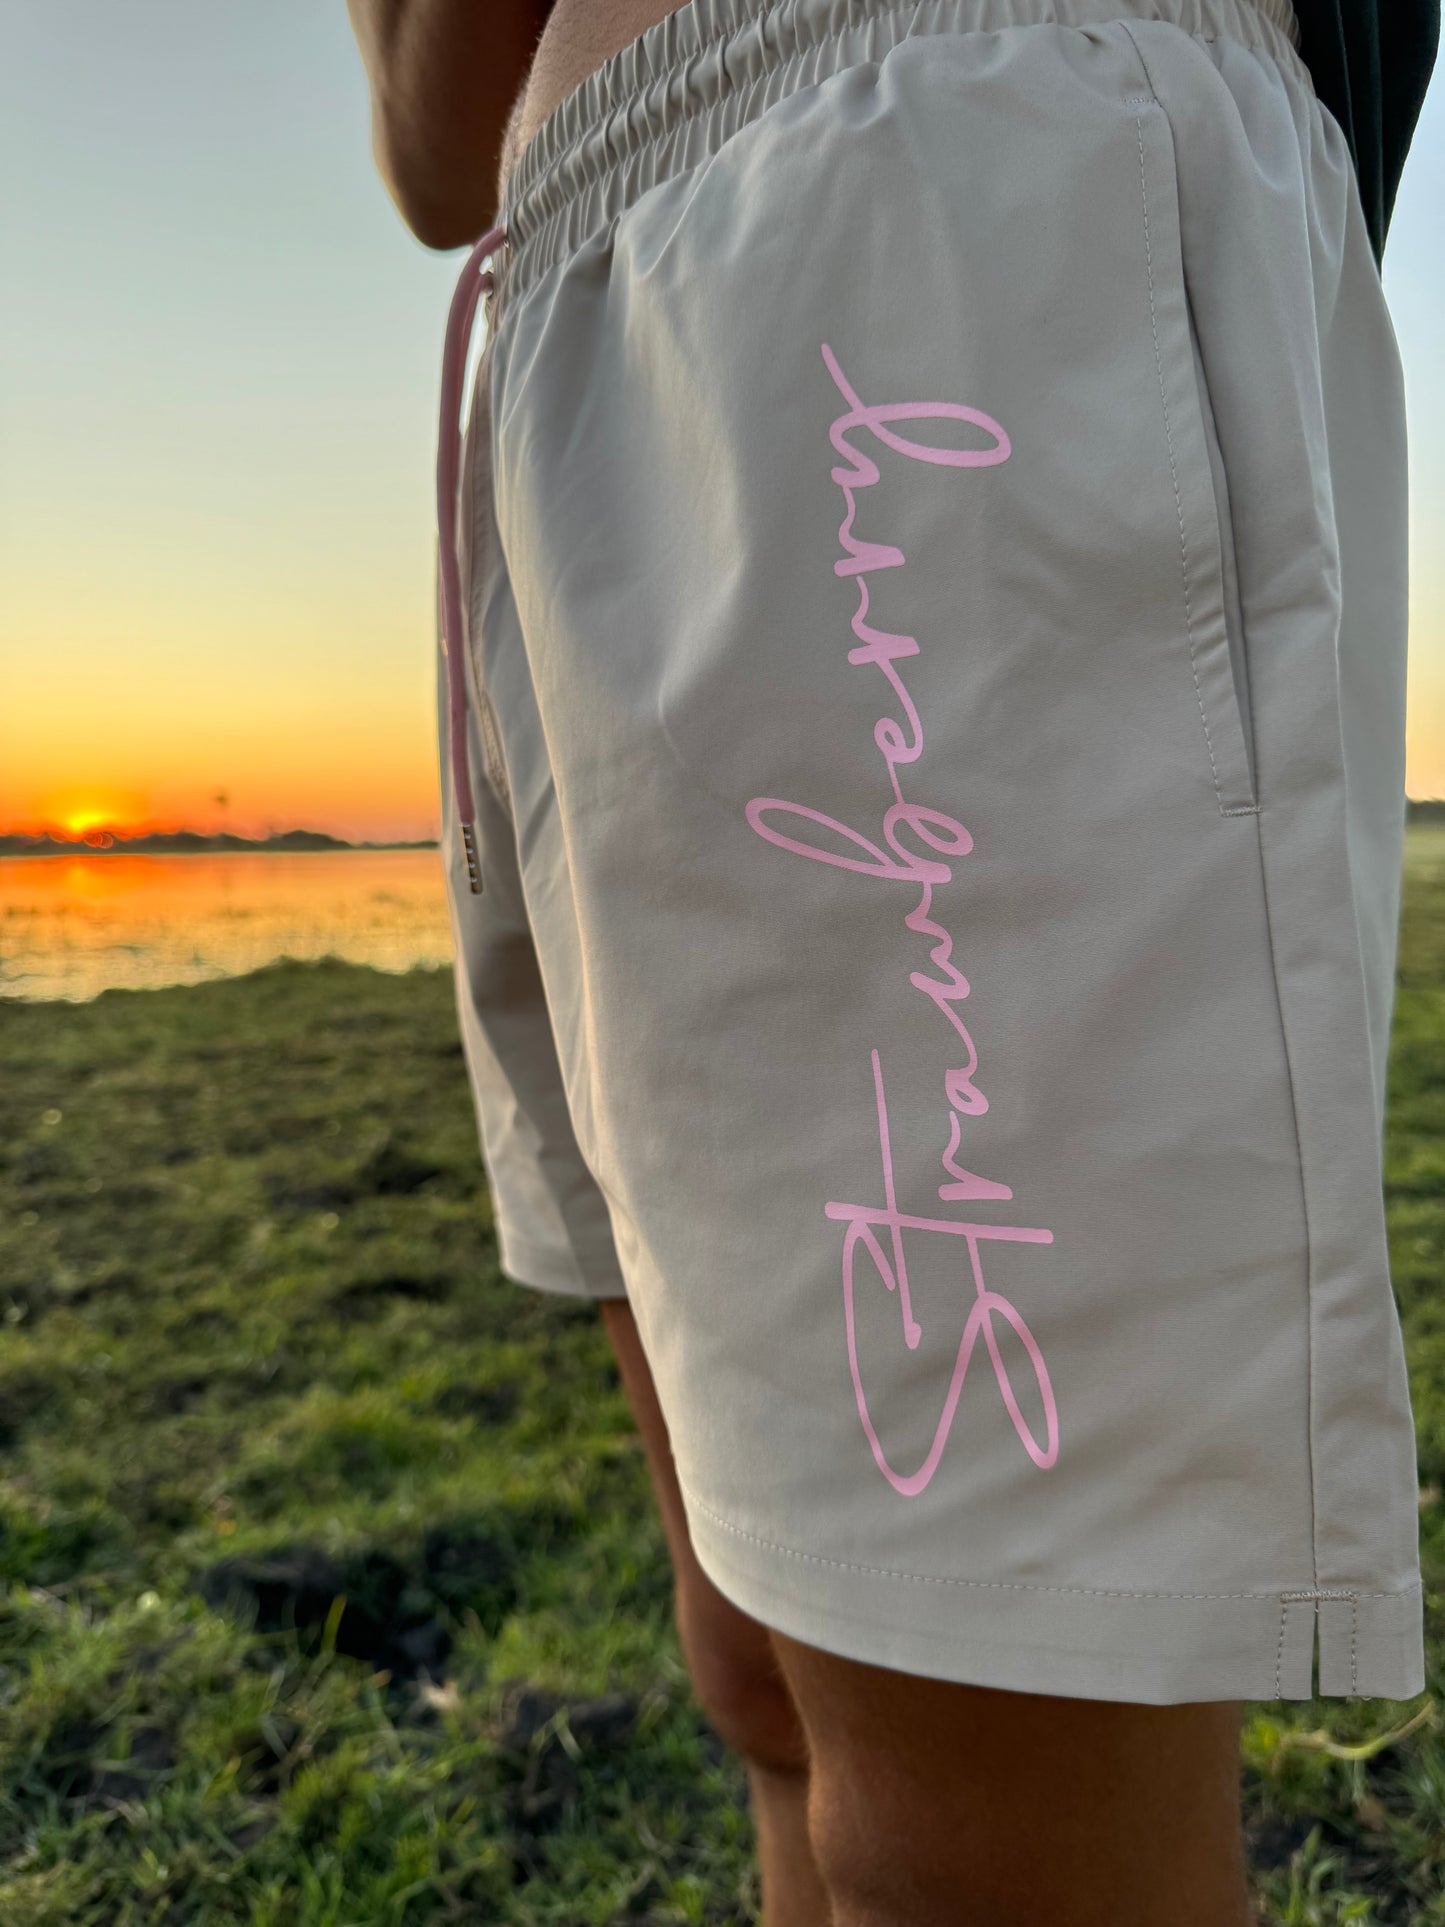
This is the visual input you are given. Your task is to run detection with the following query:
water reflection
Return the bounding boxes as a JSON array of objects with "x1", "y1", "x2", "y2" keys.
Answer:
[{"x1": 0, "y1": 851, "x2": 454, "y2": 1001}]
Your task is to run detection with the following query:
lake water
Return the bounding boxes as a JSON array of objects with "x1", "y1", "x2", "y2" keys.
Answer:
[
  {"x1": 0, "y1": 851, "x2": 455, "y2": 1002},
  {"x1": 6, "y1": 827, "x2": 1442, "y2": 1005}
]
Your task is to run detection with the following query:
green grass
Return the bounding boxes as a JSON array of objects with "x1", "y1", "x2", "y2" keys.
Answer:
[{"x1": 1, "y1": 830, "x2": 1443, "y2": 1925}]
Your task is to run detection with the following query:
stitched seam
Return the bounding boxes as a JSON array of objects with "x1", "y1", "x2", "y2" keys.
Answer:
[
  {"x1": 1246, "y1": 810, "x2": 1322, "y2": 1597},
  {"x1": 1134, "y1": 110, "x2": 1227, "y2": 816},
  {"x1": 1274, "y1": 1601, "x2": 1287, "y2": 1697},
  {"x1": 680, "y1": 1479, "x2": 1418, "y2": 1605},
  {"x1": 1352, "y1": 1592, "x2": 1359, "y2": 1696}
]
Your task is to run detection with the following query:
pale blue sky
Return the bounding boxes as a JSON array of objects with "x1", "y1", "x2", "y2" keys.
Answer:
[{"x1": 2, "y1": 2, "x2": 1440, "y2": 839}]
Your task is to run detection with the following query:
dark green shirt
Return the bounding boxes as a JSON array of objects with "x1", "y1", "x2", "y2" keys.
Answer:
[{"x1": 1291, "y1": 1, "x2": 1440, "y2": 261}]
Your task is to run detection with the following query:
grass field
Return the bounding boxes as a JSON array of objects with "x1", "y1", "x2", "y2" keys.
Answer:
[{"x1": 1, "y1": 831, "x2": 1442, "y2": 1925}]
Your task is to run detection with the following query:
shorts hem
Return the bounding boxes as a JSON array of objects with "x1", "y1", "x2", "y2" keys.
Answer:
[
  {"x1": 680, "y1": 1481, "x2": 1426, "y2": 1705},
  {"x1": 497, "y1": 1233, "x2": 629, "y2": 1301}
]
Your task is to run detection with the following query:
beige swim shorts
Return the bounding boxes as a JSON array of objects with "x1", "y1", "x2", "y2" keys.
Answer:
[{"x1": 436, "y1": 0, "x2": 1425, "y2": 1704}]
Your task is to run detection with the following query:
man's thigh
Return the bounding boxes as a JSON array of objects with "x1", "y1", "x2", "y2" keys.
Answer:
[
  {"x1": 604, "y1": 1294, "x2": 1250, "y2": 1927},
  {"x1": 769, "y1": 1628, "x2": 1253, "y2": 1927}
]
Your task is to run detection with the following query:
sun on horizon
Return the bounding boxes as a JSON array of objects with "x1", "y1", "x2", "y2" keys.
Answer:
[{"x1": 0, "y1": 784, "x2": 440, "y2": 850}]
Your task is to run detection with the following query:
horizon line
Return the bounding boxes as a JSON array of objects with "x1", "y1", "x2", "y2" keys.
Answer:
[
  {"x1": 0, "y1": 826, "x2": 440, "y2": 852},
  {"x1": 5, "y1": 796, "x2": 1445, "y2": 853}
]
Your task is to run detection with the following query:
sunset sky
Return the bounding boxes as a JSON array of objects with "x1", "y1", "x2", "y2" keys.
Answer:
[{"x1": 3, "y1": 4, "x2": 1442, "y2": 843}]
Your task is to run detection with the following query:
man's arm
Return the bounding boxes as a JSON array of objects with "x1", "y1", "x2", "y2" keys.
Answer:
[{"x1": 346, "y1": 0, "x2": 552, "y2": 249}]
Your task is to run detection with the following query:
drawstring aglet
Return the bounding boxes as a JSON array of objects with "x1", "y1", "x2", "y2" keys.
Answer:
[{"x1": 461, "y1": 820, "x2": 482, "y2": 895}]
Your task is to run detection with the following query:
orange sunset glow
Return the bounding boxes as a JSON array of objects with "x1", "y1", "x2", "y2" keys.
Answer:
[{"x1": 2, "y1": 6, "x2": 1441, "y2": 854}]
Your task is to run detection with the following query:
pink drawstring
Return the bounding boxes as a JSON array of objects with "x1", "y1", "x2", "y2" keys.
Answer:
[{"x1": 437, "y1": 221, "x2": 508, "y2": 894}]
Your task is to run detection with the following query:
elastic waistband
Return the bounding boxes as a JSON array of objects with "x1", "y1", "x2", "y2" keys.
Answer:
[{"x1": 496, "y1": 0, "x2": 1303, "y2": 305}]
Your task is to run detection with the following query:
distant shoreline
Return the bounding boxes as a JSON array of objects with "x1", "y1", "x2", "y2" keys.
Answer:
[
  {"x1": 0, "y1": 832, "x2": 439, "y2": 859},
  {"x1": 4, "y1": 801, "x2": 1443, "y2": 859}
]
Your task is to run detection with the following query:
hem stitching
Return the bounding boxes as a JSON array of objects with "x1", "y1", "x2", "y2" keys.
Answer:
[{"x1": 680, "y1": 1478, "x2": 1420, "y2": 1606}]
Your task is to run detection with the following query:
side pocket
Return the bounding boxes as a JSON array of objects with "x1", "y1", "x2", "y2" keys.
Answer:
[
  {"x1": 1188, "y1": 320, "x2": 1257, "y2": 805},
  {"x1": 1131, "y1": 98, "x2": 1258, "y2": 816}
]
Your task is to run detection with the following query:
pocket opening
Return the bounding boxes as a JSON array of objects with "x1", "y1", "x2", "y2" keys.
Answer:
[
  {"x1": 1186, "y1": 309, "x2": 1258, "y2": 806},
  {"x1": 1132, "y1": 100, "x2": 1260, "y2": 817}
]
